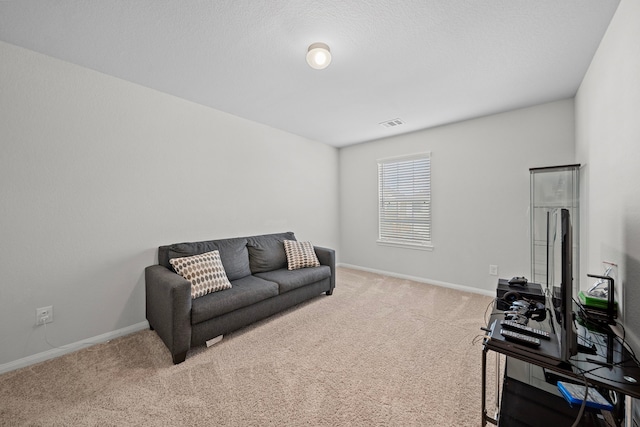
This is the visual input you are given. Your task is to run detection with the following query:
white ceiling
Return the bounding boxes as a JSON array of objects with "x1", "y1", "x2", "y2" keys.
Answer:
[{"x1": 0, "y1": 0, "x2": 620, "y2": 147}]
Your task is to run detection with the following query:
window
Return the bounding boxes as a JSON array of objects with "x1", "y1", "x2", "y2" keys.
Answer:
[{"x1": 377, "y1": 153, "x2": 432, "y2": 249}]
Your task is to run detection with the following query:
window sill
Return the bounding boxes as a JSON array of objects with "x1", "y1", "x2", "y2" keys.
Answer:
[{"x1": 376, "y1": 240, "x2": 434, "y2": 251}]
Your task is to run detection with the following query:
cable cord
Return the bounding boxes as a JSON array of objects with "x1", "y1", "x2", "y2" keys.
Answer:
[
  {"x1": 569, "y1": 373, "x2": 590, "y2": 427},
  {"x1": 485, "y1": 298, "x2": 497, "y2": 326},
  {"x1": 568, "y1": 363, "x2": 620, "y2": 427},
  {"x1": 42, "y1": 321, "x2": 109, "y2": 352},
  {"x1": 42, "y1": 320, "x2": 68, "y2": 350}
]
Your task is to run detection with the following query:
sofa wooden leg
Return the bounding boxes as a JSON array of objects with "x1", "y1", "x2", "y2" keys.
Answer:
[
  {"x1": 326, "y1": 289, "x2": 333, "y2": 296},
  {"x1": 172, "y1": 351, "x2": 187, "y2": 364}
]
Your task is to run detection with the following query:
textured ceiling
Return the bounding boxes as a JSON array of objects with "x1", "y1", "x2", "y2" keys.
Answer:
[{"x1": 0, "y1": 0, "x2": 620, "y2": 147}]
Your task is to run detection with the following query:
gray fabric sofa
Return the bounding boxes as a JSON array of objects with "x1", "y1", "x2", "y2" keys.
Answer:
[{"x1": 145, "y1": 232, "x2": 335, "y2": 364}]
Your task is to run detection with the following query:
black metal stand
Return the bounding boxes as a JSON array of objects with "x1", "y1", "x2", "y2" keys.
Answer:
[{"x1": 586, "y1": 273, "x2": 616, "y2": 325}]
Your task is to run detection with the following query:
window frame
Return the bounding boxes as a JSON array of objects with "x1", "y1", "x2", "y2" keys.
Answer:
[{"x1": 377, "y1": 152, "x2": 433, "y2": 251}]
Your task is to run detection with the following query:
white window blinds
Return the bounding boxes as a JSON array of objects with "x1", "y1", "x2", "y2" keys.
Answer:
[{"x1": 378, "y1": 153, "x2": 431, "y2": 248}]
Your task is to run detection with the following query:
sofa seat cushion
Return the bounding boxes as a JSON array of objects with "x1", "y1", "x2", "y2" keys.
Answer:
[
  {"x1": 191, "y1": 275, "x2": 278, "y2": 324},
  {"x1": 255, "y1": 266, "x2": 331, "y2": 294}
]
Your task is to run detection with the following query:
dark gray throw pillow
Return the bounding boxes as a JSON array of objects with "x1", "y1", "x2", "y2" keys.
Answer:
[
  {"x1": 160, "y1": 237, "x2": 251, "y2": 281},
  {"x1": 246, "y1": 232, "x2": 296, "y2": 273}
]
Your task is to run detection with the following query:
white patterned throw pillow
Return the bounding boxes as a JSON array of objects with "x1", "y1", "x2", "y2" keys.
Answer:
[
  {"x1": 169, "y1": 250, "x2": 232, "y2": 299},
  {"x1": 283, "y1": 240, "x2": 320, "y2": 270}
]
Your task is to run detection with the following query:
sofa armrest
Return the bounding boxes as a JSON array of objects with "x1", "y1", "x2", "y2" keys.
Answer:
[
  {"x1": 314, "y1": 246, "x2": 335, "y2": 293},
  {"x1": 145, "y1": 265, "x2": 192, "y2": 363}
]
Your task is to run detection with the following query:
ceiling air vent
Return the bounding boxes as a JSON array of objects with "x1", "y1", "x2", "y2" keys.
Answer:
[{"x1": 379, "y1": 118, "x2": 405, "y2": 128}]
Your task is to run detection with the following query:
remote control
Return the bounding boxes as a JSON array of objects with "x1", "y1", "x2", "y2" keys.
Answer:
[
  {"x1": 500, "y1": 329, "x2": 541, "y2": 347},
  {"x1": 500, "y1": 320, "x2": 550, "y2": 340}
]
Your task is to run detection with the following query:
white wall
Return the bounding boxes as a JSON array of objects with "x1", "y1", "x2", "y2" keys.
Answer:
[
  {"x1": 0, "y1": 41, "x2": 339, "y2": 367},
  {"x1": 575, "y1": 0, "x2": 640, "y2": 351},
  {"x1": 339, "y1": 100, "x2": 575, "y2": 294}
]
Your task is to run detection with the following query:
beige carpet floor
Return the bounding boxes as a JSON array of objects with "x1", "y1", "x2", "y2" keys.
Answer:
[{"x1": 0, "y1": 267, "x2": 501, "y2": 426}]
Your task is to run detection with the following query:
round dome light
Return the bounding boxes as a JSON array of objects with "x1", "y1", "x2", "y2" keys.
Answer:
[{"x1": 306, "y1": 42, "x2": 332, "y2": 70}]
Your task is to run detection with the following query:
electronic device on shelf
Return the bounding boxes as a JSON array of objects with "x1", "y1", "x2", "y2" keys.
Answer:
[
  {"x1": 496, "y1": 280, "x2": 544, "y2": 311},
  {"x1": 508, "y1": 276, "x2": 528, "y2": 287},
  {"x1": 500, "y1": 319, "x2": 551, "y2": 340}
]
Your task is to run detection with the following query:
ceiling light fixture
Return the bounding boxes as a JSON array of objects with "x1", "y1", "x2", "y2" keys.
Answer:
[{"x1": 306, "y1": 42, "x2": 332, "y2": 70}]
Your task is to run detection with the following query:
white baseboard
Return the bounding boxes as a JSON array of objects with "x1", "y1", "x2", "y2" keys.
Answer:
[
  {"x1": 0, "y1": 321, "x2": 150, "y2": 375},
  {"x1": 337, "y1": 263, "x2": 495, "y2": 297},
  {"x1": 1, "y1": 267, "x2": 493, "y2": 375}
]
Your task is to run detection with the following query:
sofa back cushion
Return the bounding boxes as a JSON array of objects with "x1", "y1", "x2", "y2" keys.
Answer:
[
  {"x1": 246, "y1": 232, "x2": 296, "y2": 273},
  {"x1": 159, "y1": 237, "x2": 251, "y2": 281}
]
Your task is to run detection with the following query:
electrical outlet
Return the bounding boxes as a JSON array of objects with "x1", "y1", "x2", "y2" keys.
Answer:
[
  {"x1": 36, "y1": 306, "x2": 53, "y2": 325},
  {"x1": 489, "y1": 265, "x2": 499, "y2": 276}
]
